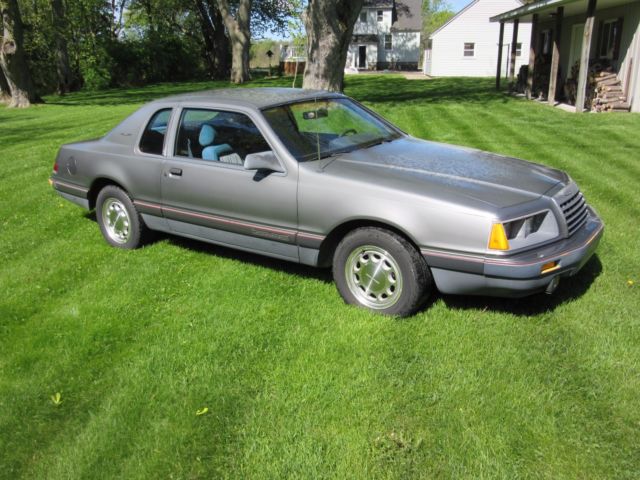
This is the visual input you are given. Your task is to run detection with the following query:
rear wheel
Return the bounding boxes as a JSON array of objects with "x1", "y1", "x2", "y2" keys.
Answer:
[
  {"x1": 96, "y1": 185, "x2": 148, "y2": 249},
  {"x1": 332, "y1": 227, "x2": 432, "y2": 317}
]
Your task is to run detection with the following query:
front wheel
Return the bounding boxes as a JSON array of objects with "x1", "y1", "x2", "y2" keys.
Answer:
[{"x1": 332, "y1": 227, "x2": 433, "y2": 317}]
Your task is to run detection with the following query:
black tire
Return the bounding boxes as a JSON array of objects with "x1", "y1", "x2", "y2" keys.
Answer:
[
  {"x1": 95, "y1": 185, "x2": 149, "y2": 249},
  {"x1": 332, "y1": 227, "x2": 433, "y2": 317}
]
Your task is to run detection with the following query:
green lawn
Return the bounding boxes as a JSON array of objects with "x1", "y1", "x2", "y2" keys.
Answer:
[{"x1": 1, "y1": 75, "x2": 639, "y2": 479}]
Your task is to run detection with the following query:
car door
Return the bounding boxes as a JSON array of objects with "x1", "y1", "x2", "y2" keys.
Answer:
[{"x1": 160, "y1": 106, "x2": 299, "y2": 261}]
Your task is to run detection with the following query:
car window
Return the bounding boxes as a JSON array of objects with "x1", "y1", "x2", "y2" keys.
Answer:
[
  {"x1": 292, "y1": 102, "x2": 380, "y2": 138},
  {"x1": 174, "y1": 108, "x2": 271, "y2": 166},
  {"x1": 263, "y1": 98, "x2": 400, "y2": 162},
  {"x1": 139, "y1": 108, "x2": 172, "y2": 155}
]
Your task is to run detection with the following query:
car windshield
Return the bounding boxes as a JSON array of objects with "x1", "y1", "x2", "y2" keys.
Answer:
[{"x1": 262, "y1": 98, "x2": 401, "y2": 162}]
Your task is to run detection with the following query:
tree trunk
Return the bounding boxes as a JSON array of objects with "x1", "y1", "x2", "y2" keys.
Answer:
[
  {"x1": 302, "y1": 0, "x2": 364, "y2": 92},
  {"x1": 0, "y1": 65, "x2": 10, "y2": 103},
  {"x1": 217, "y1": 0, "x2": 251, "y2": 84},
  {"x1": 194, "y1": 0, "x2": 230, "y2": 80},
  {"x1": 229, "y1": 31, "x2": 250, "y2": 83},
  {"x1": 0, "y1": 0, "x2": 39, "y2": 107},
  {"x1": 51, "y1": 0, "x2": 74, "y2": 94}
]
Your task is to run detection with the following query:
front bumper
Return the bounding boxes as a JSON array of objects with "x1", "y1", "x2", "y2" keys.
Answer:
[{"x1": 422, "y1": 206, "x2": 604, "y2": 298}]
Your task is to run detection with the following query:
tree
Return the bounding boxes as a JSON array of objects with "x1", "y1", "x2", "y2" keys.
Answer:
[
  {"x1": 51, "y1": 0, "x2": 75, "y2": 93},
  {"x1": 284, "y1": 0, "x2": 304, "y2": 87},
  {"x1": 194, "y1": 0, "x2": 230, "y2": 79},
  {"x1": 422, "y1": 0, "x2": 455, "y2": 46},
  {"x1": 302, "y1": 0, "x2": 364, "y2": 92},
  {"x1": 0, "y1": 0, "x2": 39, "y2": 107},
  {"x1": 0, "y1": 66, "x2": 10, "y2": 102},
  {"x1": 216, "y1": 0, "x2": 252, "y2": 84},
  {"x1": 213, "y1": 0, "x2": 294, "y2": 84}
]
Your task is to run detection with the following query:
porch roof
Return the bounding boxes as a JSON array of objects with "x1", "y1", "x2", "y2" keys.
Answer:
[{"x1": 490, "y1": 0, "x2": 631, "y2": 22}]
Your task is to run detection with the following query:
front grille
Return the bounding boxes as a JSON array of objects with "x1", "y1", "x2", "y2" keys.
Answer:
[{"x1": 559, "y1": 189, "x2": 588, "y2": 236}]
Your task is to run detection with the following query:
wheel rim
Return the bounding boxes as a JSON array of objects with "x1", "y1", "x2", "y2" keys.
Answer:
[
  {"x1": 344, "y1": 245, "x2": 403, "y2": 309},
  {"x1": 101, "y1": 197, "x2": 131, "y2": 244}
]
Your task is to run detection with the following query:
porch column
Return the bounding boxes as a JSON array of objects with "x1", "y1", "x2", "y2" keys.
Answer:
[
  {"x1": 509, "y1": 18, "x2": 520, "y2": 82},
  {"x1": 526, "y1": 14, "x2": 539, "y2": 99},
  {"x1": 496, "y1": 21, "x2": 505, "y2": 89},
  {"x1": 575, "y1": 0, "x2": 597, "y2": 112},
  {"x1": 548, "y1": 6, "x2": 564, "y2": 105}
]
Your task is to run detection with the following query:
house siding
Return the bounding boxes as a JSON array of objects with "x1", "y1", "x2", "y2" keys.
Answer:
[
  {"x1": 632, "y1": 11, "x2": 640, "y2": 112},
  {"x1": 428, "y1": 0, "x2": 531, "y2": 77},
  {"x1": 380, "y1": 32, "x2": 422, "y2": 65},
  {"x1": 349, "y1": 4, "x2": 422, "y2": 70}
]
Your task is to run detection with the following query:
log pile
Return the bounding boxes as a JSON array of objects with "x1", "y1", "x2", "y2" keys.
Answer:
[
  {"x1": 591, "y1": 72, "x2": 630, "y2": 112},
  {"x1": 564, "y1": 60, "x2": 630, "y2": 112}
]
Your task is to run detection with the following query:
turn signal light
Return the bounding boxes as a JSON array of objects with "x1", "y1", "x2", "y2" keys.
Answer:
[
  {"x1": 488, "y1": 223, "x2": 510, "y2": 250},
  {"x1": 541, "y1": 261, "x2": 560, "y2": 274}
]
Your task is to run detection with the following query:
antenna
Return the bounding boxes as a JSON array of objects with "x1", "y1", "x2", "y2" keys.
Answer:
[{"x1": 315, "y1": 97, "x2": 321, "y2": 162}]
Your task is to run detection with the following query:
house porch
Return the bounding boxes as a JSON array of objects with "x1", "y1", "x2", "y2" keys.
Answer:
[{"x1": 491, "y1": 0, "x2": 640, "y2": 112}]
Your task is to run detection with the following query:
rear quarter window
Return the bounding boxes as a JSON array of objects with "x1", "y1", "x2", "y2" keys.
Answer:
[{"x1": 139, "y1": 108, "x2": 172, "y2": 155}]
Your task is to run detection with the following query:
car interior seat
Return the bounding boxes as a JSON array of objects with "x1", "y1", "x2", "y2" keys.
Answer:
[{"x1": 199, "y1": 124, "x2": 232, "y2": 161}]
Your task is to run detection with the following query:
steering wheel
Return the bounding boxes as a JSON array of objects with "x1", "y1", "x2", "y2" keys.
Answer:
[{"x1": 339, "y1": 128, "x2": 357, "y2": 137}]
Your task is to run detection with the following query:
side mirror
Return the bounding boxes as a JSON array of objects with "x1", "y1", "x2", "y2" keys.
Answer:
[{"x1": 244, "y1": 151, "x2": 284, "y2": 173}]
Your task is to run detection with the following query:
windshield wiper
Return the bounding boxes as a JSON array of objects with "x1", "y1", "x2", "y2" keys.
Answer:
[
  {"x1": 362, "y1": 140, "x2": 384, "y2": 149},
  {"x1": 319, "y1": 150, "x2": 347, "y2": 160},
  {"x1": 361, "y1": 135, "x2": 399, "y2": 150}
]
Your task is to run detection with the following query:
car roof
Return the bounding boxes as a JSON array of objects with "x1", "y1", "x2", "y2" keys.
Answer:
[{"x1": 155, "y1": 87, "x2": 343, "y2": 110}]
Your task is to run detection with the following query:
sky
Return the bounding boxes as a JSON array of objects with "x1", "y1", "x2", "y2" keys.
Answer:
[{"x1": 450, "y1": 0, "x2": 471, "y2": 13}]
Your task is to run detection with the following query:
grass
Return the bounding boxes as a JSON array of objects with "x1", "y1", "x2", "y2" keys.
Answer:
[{"x1": 1, "y1": 75, "x2": 639, "y2": 479}]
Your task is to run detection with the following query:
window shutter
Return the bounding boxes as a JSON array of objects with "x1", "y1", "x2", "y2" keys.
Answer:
[{"x1": 613, "y1": 17, "x2": 624, "y2": 60}]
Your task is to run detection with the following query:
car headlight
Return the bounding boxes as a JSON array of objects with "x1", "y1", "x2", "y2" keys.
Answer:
[{"x1": 489, "y1": 210, "x2": 559, "y2": 251}]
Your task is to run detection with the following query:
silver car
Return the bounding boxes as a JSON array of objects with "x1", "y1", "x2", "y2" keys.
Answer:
[{"x1": 50, "y1": 88, "x2": 603, "y2": 316}]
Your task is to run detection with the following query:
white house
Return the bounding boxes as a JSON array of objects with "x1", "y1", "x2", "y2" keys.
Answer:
[
  {"x1": 347, "y1": 0, "x2": 423, "y2": 71},
  {"x1": 424, "y1": 0, "x2": 531, "y2": 77}
]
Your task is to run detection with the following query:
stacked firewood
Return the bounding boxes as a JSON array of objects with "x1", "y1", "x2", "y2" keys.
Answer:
[
  {"x1": 591, "y1": 72, "x2": 630, "y2": 112},
  {"x1": 564, "y1": 60, "x2": 629, "y2": 112}
]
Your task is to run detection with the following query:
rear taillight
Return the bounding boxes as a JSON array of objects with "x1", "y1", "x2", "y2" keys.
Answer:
[{"x1": 53, "y1": 161, "x2": 59, "y2": 173}]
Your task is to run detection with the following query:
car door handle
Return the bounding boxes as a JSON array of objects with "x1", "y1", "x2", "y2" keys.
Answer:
[{"x1": 169, "y1": 167, "x2": 182, "y2": 177}]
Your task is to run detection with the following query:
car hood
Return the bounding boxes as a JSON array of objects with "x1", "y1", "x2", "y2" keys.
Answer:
[{"x1": 321, "y1": 137, "x2": 568, "y2": 209}]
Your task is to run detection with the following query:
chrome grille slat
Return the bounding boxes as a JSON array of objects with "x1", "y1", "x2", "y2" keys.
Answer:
[
  {"x1": 567, "y1": 210, "x2": 588, "y2": 230},
  {"x1": 560, "y1": 192, "x2": 583, "y2": 210},
  {"x1": 568, "y1": 219, "x2": 587, "y2": 236},
  {"x1": 567, "y1": 207, "x2": 588, "y2": 224},
  {"x1": 557, "y1": 187, "x2": 588, "y2": 237},
  {"x1": 564, "y1": 197, "x2": 585, "y2": 218}
]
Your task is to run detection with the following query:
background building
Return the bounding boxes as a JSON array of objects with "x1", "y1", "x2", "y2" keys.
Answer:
[
  {"x1": 425, "y1": 0, "x2": 531, "y2": 77},
  {"x1": 348, "y1": 0, "x2": 423, "y2": 71}
]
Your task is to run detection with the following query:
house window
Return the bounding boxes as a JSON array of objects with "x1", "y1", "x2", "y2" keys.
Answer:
[
  {"x1": 377, "y1": 10, "x2": 384, "y2": 22},
  {"x1": 384, "y1": 34, "x2": 392, "y2": 50},
  {"x1": 516, "y1": 42, "x2": 522, "y2": 56},
  {"x1": 464, "y1": 42, "x2": 475, "y2": 57},
  {"x1": 598, "y1": 18, "x2": 623, "y2": 60},
  {"x1": 359, "y1": 11, "x2": 367, "y2": 23}
]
